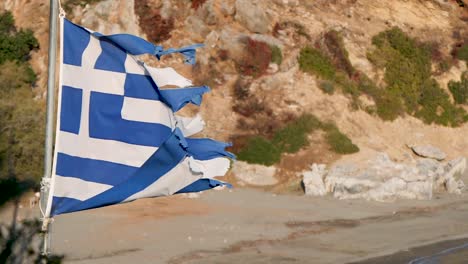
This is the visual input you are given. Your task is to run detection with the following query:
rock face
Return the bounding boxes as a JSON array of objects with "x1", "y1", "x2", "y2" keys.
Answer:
[
  {"x1": 303, "y1": 164, "x2": 327, "y2": 196},
  {"x1": 302, "y1": 153, "x2": 466, "y2": 201},
  {"x1": 411, "y1": 145, "x2": 447, "y2": 161},
  {"x1": 234, "y1": 0, "x2": 271, "y2": 34},
  {"x1": 232, "y1": 161, "x2": 278, "y2": 186}
]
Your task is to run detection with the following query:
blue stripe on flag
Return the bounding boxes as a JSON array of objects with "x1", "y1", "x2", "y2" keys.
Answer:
[
  {"x1": 186, "y1": 138, "x2": 235, "y2": 160},
  {"x1": 51, "y1": 129, "x2": 187, "y2": 216},
  {"x1": 89, "y1": 91, "x2": 172, "y2": 147},
  {"x1": 63, "y1": 19, "x2": 90, "y2": 66},
  {"x1": 55, "y1": 152, "x2": 138, "y2": 186},
  {"x1": 60, "y1": 86, "x2": 82, "y2": 134},
  {"x1": 160, "y1": 86, "x2": 210, "y2": 112},
  {"x1": 51, "y1": 196, "x2": 82, "y2": 216},
  {"x1": 124, "y1": 73, "x2": 161, "y2": 100},
  {"x1": 94, "y1": 38, "x2": 127, "y2": 73},
  {"x1": 176, "y1": 178, "x2": 231, "y2": 194}
]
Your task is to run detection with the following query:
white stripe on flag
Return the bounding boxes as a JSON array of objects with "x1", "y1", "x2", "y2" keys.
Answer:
[
  {"x1": 81, "y1": 35, "x2": 102, "y2": 68},
  {"x1": 57, "y1": 131, "x2": 157, "y2": 167},
  {"x1": 124, "y1": 157, "x2": 230, "y2": 202},
  {"x1": 145, "y1": 66, "x2": 193, "y2": 88},
  {"x1": 124, "y1": 54, "x2": 146, "y2": 75},
  {"x1": 53, "y1": 175, "x2": 112, "y2": 201},
  {"x1": 175, "y1": 115, "x2": 205, "y2": 136},
  {"x1": 121, "y1": 97, "x2": 175, "y2": 126},
  {"x1": 62, "y1": 64, "x2": 126, "y2": 95}
]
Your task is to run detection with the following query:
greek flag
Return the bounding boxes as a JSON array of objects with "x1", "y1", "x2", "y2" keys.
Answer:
[{"x1": 44, "y1": 18, "x2": 233, "y2": 216}]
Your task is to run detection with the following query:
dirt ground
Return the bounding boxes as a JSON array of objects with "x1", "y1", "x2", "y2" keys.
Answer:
[
  {"x1": 0, "y1": 169, "x2": 449, "y2": 263},
  {"x1": 0, "y1": 169, "x2": 467, "y2": 264}
]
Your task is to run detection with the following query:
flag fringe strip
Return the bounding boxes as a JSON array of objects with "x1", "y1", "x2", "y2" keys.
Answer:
[{"x1": 41, "y1": 8, "x2": 234, "y2": 221}]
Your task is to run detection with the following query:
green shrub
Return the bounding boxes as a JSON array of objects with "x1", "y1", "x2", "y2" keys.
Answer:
[
  {"x1": 448, "y1": 71, "x2": 468, "y2": 105},
  {"x1": 272, "y1": 114, "x2": 322, "y2": 153},
  {"x1": 416, "y1": 79, "x2": 467, "y2": 126},
  {"x1": 236, "y1": 114, "x2": 360, "y2": 166},
  {"x1": 299, "y1": 46, "x2": 336, "y2": 80},
  {"x1": 319, "y1": 80, "x2": 335, "y2": 94},
  {"x1": 0, "y1": 13, "x2": 42, "y2": 181},
  {"x1": 369, "y1": 27, "x2": 467, "y2": 126},
  {"x1": 0, "y1": 12, "x2": 39, "y2": 64},
  {"x1": 237, "y1": 136, "x2": 281, "y2": 166},
  {"x1": 325, "y1": 125, "x2": 359, "y2": 154},
  {"x1": 456, "y1": 44, "x2": 468, "y2": 63},
  {"x1": 0, "y1": 61, "x2": 44, "y2": 181},
  {"x1": 270, "y1": 45, "x2": 283, "y2": 65}
]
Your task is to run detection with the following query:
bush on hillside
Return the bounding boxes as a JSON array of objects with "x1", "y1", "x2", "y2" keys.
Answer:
[
  {"x1": 238, "y1": 38, "x2": 272, "y2": 78},
  {"x1": 448, "y1": 71, "x2": 468, "y2": 105},
  {"x1": 270, "y1": 45, "x2": 283, "y2": 65},
  {"x1": 0, "y1": 12, "x2": 38, "y2": 64},
  {"x1": 298, "y1": 46, "x2": 336, "y2": 80},
  {"x1": 237, "y1": 136, "x2": 281, "y2": 166}
]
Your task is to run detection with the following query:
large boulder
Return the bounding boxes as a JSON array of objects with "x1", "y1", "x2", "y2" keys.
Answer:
[
  {"x1": 232, "y1": 161, "x2": 278, "y2": 186},
  {"x1": 303, "y1": 164, "x2": 327, "y2": 196},
  {"x1": 411, "y1": 145, "x2": 447, "y2": 161},
  {"x1": 303, "y1": 152, "x2": 466, "y2": 202},
  {"x1": 235, "y1": 0, "x2": 271, "y2": 34}
]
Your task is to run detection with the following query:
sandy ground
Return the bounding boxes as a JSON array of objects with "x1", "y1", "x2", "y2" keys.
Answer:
[{"x1": 0, "y1": 170, "x2": 467, "y2": 264}]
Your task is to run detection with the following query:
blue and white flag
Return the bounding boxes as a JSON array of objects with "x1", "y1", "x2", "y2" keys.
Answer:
[{"x1": 44, "y1": 18, "x2": 233, "y2": 216}]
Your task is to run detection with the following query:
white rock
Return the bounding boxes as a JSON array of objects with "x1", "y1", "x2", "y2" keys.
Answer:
[
  {"x1": 235, "y1": 0, "x2": 271, "y2": 33},
  {"x1": 302, "y1": 164, "x2": 327, "y2": 196},
  {"x1": 321, "y1": 152, "x2": 437, "y2": 201},
  {"x1": 232, "y1": 161, "x2": 277, "y2": 186},
  {"x1": 411, "y1": 145, "x2": 447, "y2": 161},
  {"x1": 438, "y1": 157, "x2": 466, "y2": 194}
]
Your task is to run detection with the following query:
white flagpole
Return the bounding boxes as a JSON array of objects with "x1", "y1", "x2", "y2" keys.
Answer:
[{"x1": 40, "y1": 0, "x2": 59, "y2": 255}]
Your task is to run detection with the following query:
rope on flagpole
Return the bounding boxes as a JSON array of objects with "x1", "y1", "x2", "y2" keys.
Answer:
[{"x1": 40, "y1": 0, "x2": 60, "y2": 256}]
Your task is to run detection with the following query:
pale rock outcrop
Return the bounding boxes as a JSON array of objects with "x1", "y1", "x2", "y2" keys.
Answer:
[
  {"x1": 232, "y1": 161, "x2": 278, "y2": 186},
  {"x1": 302, "y1": 153, "x2": 466, "y2": 201},
  {"x1": 185, "y1": 15, "x2": 210, "y2": 39},
  {"x1": 235, "y1": 0, "x2": 271, "y2": 34},
  {"x1": 303, "y1": 164, "x2": 327, "y2": 196},
  {"x1": 411, "y1": 145, "x2": 447, "y2": 161}
]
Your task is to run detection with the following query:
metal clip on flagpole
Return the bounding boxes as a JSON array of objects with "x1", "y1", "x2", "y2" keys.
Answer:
[{"x1": 40, "y1": 0, "x2": 60, "y2": 256}]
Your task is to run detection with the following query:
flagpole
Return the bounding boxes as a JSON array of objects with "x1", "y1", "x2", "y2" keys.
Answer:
[{"x1": 40, "y1": 0, "x2": 59, "y2": 255}]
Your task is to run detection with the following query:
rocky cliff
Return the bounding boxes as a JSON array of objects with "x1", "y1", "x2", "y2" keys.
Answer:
[{"x1": 2, "y1": 0, "x2": 467, "y2": 191}]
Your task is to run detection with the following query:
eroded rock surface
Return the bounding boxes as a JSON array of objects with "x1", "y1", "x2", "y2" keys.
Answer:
[
  {"x1": 302, "y1": 153, "x2": 466, "y2": 201},
  {"x1": 232, "y1": 161, "x2": 278, "y2": 186},
  {"x1": 411, "y1": 145, "x2": 447, "y2": 161}
]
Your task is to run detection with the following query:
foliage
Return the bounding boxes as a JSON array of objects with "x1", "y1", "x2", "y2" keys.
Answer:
[
  {"x1": 0, "y1": 62, "x2": 45, "y2": 181},
  {"x1": 238, "y1": 38, "x2": 272, "y2": 78},
  {"x1": 456, "y1": 44, "x2": 468, "y2": 64},
  {"x1": 272, "y1": 114, "x2": 322, "y2": 153},
  {"x1": 0, "y1": 12, "x2": 39, "y2": 64},
  {"x1": 416, "y1": 79, "x2": 468, "y2": 126},
  {"x1": 236, "y1": 114, "x2": 359, "y2": 165},
  {"x1": 270, "y1": 45, "x2": 283, "y2": 65},
  {"x1": 237, "y1": 136, "x2": 281, "y2": 166},
  {"x1": 325, "y1": 128, "x2": 359, "y2": 154},
  {"x1": 368, "y1": 27, "x2": 467, "y2": 126},
  {"x1": 319, "y1": 80, "x2": 335, "y2": 94},
  {"x1": 323, "y1": 30, "x2": 355, "y2": 77},
  {"x1": 298, "y1": 46, "x2": 336, "y2": 80},
  {"x1": 135, "y1": 0, "x2": 174, "y2": 43},
  {"x1": 0, "y1": 13, "x2": 43, "y2": 181},
  {"x1": 448, "y1": 71, "x2": 468, "y2": 105}
]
